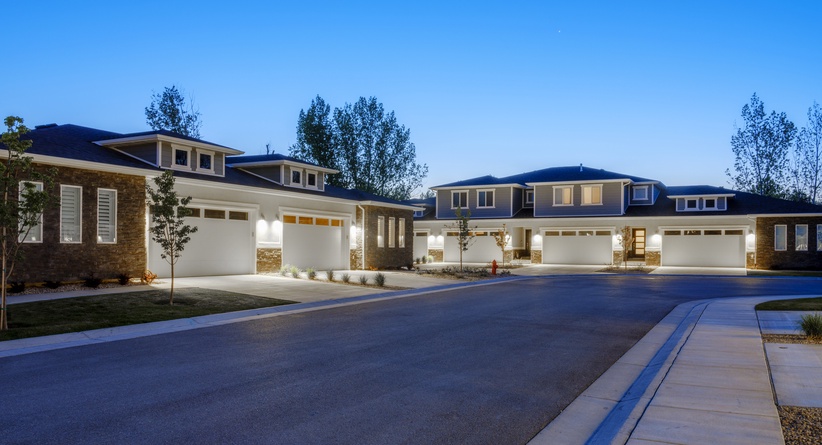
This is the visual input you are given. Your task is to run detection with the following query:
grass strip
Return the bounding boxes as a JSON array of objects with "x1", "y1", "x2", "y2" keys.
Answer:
[{"x1": 756, "y1": 297, "x2": 822, "y2": 311}]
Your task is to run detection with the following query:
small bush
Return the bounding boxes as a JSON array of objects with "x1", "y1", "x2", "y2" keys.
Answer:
[
  {"x1": 290, "y1": 266, "x2": 301, "y2": 279},
  {"x1": 359, "y1": 275, "x2": 369, "y2": 285},
  {"x1": 421, "y1": 256, "x2": 427, "y2": 264},
  {"x1": 44, "y1": 280, "x2": 62, "y2": 289},
  {"x1": 306, "y1": 268, "x2": 316, "y2": 280},
  {"x1": 9, "y1": 281, "x2": 25, "y2": 293},
  {"x1": 141, "y1": 270, "x2": 157, "y2": 285},
  {"x1": 415, "y1": 258, "x2": 420, "y2": 264},
  {"x1": 117, "y1": 273, "x2": 131, "y2": 285},
  {"x1": 427, "y1": 255, "x2": 434, "y2": 263},
  {"x1": 326, "y1": 270, "x2": 335, "y2": 281},
  {"x1": 84, "y1": 275, "x2": 102, "y2": 289},
  {"x1": 341, "y1": 273, "x2": 351, "y2": 283},
  {"x1": 280, "y1": 264, "x2": 291, "y2": 276},
  {"x1": 799, "y1": 313, "x2": 822, "y2": 340},
  {"x1": 374, "y1": 272, "x2": 386, "y2": 287}
]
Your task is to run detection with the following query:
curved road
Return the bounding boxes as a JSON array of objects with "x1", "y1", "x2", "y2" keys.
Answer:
[{"x1": 1, "y1": 275, "x2": 819, "y2": 444}]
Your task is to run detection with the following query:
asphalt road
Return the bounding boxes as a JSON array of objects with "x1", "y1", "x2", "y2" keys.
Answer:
[{"x1": 1, "y1": 275, "x2": 820, "y2": 444}]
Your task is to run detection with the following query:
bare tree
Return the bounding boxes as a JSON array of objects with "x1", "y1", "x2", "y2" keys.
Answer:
[
  {"x1": 620, "y1": 226, "x2": 634, "y2": 270},
  {"x1": 492, "y1": 224, "x2": 510, "y2": 268},
  {"x1": 445, "y1": 207, "x2": 475, "y2": 272}
]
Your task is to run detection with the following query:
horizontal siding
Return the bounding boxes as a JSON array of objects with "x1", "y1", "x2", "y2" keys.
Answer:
[
  {"x1": 245, "y1": 166, "x2": 282, "y2": 183},
  {"x1": 120, "y1": 142, "x2": 157, "y2": 165},
  {"x1": 512, "y1": 188, "x2": 523, "y2": 214},
  {"x1": 534, "y1": 182, "x2": 624, "y2": 217},
  {"x1": 436, "y1": 187, "x2": 512, "y2": 219}
]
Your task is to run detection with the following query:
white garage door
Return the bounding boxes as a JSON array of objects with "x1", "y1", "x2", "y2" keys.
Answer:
[
  {"x1": 444, "y1": 231, "x2": 502, "y2": 263},
  {"x1": 149, "y1": 207, "x2": 254, "y2": 278},
  {"x1": 282, "y1": 215, "x2": 347, "y2": 270},
  {"x1": 413, "y1": 232, "x2": 429, "y2": 260},
  {"x1": 662, "y1": 229, "x2": 745, "y2": 267},
  {"x1": 542, "y1": 229, "x2": 613, "y2": 265}
]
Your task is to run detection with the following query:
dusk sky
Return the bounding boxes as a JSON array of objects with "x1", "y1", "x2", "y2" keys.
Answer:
[{"x1": 3, "y1": 1, "x2": 821, "y2": 194}]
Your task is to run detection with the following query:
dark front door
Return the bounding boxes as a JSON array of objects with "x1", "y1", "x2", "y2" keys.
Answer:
[{"x1": 631, "y1": 228, "x2": 646, "y2": 259}]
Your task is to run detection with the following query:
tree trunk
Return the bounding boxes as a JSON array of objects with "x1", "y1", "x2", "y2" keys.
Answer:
[
  {"x1": 1, "y1": 245, "x2": 6, "y2": 331},
  {"x1": 169, "y1": 261, "x2": 175, "y2": 306}
]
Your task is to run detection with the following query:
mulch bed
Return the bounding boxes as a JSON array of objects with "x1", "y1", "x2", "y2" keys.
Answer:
[{"x1": 761, "y1": 334, "x2": 822, "y2": 344}]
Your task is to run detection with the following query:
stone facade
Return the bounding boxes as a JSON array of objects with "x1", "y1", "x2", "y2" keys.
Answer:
[
  {"x1": 256, "y1": 248, "x2": 282, "y2": 273},
  {"x1": 427, "y1": 248, "x2": 443, "y2": 263},
  {"x1": 755, "y1": 216, "x2": 822, "y2": 270},
  {"x1": 362, "y1": 205, "x2": 414, "y2": 269},
  {"x1": 645, "y1": 250, "x2": 661, "y2": 266},
  {"x1": 16, "y1": 165, "x2": 146, "y2": 282},
  {"x1": 531, "y1": 249, "x2": 542, "y2": 264},
  {"x1": 612, "y1": 250, "x2": 623, "y2": 266},
  {"x1": 746, "y1": 251, "x2": 756, "y2": 269}
]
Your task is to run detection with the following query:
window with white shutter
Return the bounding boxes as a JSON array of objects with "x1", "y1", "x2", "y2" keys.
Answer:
[
  {"x1": 97, "y1": 189, "x2": 116, "y2": 243},
  {"x1": 60, "y1": 185, "x2": 82, "y2": 243},
  {"x1": 19, "y1": 181, "x2": 43, "y2": 243}
]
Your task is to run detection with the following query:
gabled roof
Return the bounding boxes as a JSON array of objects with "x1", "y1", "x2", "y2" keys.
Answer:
[
  {"x1": 431, "y1": 166, "x2": 656, "y2": 189},
  {"x1": 666, "y1": 185, "x2": 735, "y2": 197},
  {"x1": 95, "y1": 128, "x2": 243, "y2": 155},
  {"x1": 226, "y1": 153, "x2": 339, "y2": 174}
]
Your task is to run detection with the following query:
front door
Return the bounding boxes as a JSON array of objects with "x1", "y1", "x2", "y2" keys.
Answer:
[
  {"x1": 631, "y1": 228, "x2": 646, "y2": 259},
  {"x1": 524, "y1": 228, "x2": 532, "y2": 252}
]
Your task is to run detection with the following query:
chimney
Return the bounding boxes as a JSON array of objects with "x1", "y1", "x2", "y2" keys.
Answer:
[{"x1": 579, "y1": 163, "x2": 583, "y2": 172}]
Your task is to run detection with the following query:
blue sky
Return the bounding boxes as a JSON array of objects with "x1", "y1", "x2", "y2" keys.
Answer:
[{"x1": 3, "y1": 1, "x2": 821, "y2": 193}]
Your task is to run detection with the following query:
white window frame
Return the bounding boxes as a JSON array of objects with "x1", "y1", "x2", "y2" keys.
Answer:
[
  {"x1": 451, "y1": 190, "x2": 468, "y2": 209},
  {"x1": 685, "y1": 198, "x2": 698, "y2": 210},
  {"x1": 414, "y1": 209, "x2": 424, "y2": 217},
  {"x1": 291, "y1": 168, "x2": 302, "y2": 186},
  {"x1": 60, "y1": 185, "x2": 82, "y2": 244},
  {"x1": 774, "y1": 224, "x2": 787, "y2": 251},
  {"x1": 19, "y1": 181, "x2": 43, "y2": 243},
  {"x1": 399, "y1": 218, "x2": 405, "y2": 248},
  {"x1": 582, "y1": 184, "x2": 603, "y2": 206},
  {"x1": 388, "y1": 217, "x2": 396, "y2": 248},
  {"x1": 306, "y1": 171, "x2": 318, "y2": 189},
  {"x1": 633, "y1": 186, "x2": 648, "y2": 201},
  {"x1": 796, "y1": 224, "x2": 808, "y2": 251},
  {"x1": 477, "y1": 189, "x2": 495, "y2": 208},
  {"x1": 553, "y1": 186, "x2": 573, "y2": 206},
  {"x1": 171, "y1": 144, "x2": 191, "y2": 170},
  {"x1": 377, "y1": 216, "x2": 385, "y2": 248},
  {"x1": 196, "y1": 149, "x2": 214, "y2": 174},
  {"x1": 703, "y1": 197, "x2": 718, "y2": 210},
  {"x1": 97, "y1": 188, "x2": 117, "y2": 244}
]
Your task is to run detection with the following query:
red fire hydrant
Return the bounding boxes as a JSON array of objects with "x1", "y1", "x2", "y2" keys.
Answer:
[{"x1": 491, "y1": 259, "x2": 498, "y2": 275}]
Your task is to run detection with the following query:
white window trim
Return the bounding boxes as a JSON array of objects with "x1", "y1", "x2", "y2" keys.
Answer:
[
  {"x1": 377, "y1": 216, "x2": 385, "y2": 248},
  {"x1": 477, "y1": 189, "x2": 495, "y2": 208},
  {"x1": 703, "y1": 197, "x2": 718, "y2": 210},
  {"x1": 774, "y1": 224, "x2": 787, "y2": 251},
  {"x1": 171, "y1": 144, "x2": 191, "y2": 171},
  {"x1": 290, "y1": 168, "x2": 303, "y2": 187},
  {"x1": 196, "y1": 149, "x2": 215, "y2": 174},
  {"x1": 633, "y1": 186, "x2": 648, "y2": 201},
  {"x1": 525, "y1": 189, "x2": 534, "y2": 205},
  {"x1": 60, "y1": 185, "x2": 83, "y2": 244},
  {"x1": 553, "y1": 186, "x2": 573, "y2": 207},
  {"x1": 581, "y1": 184, "x2": 603, "y2": 206},
  {"x1": 451, "y1": 190, "x2": 468, "y2": 209},
  {"x1": 305, "y1": 170, "x2": 319, "y2": 189},
  {"x1": 796, "y1": 224, "x2": 808, "y2": 251},
  {"x1": 389, "y1": 217, "x2": 396, "y2": 248},
  {"x1": 399, "y1": 218, "x2": 406, "y2": 248},
  {"x1": 97, "y1": 188, "x2": 117, "y2": 244},
  {"x1": 19, "y1": 181, "x2": 43, "y2": 243}
]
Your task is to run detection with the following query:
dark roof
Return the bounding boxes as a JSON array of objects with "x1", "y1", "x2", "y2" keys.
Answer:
[
  {"x1": 405, "y1": 197, "x2": 436, "y2": 207},
  {"x1": 116, "y1": 129, "x2": 233, "y2": 150},
  {"x1": 432, "y1": 166, "x2": 656, "y2": 188},
  {"x1": 226, "y1": 153, "x2": 326, "y2": 168},
  {"x1": 666, "y1": 185, "x2": 734, "y2": 196}
]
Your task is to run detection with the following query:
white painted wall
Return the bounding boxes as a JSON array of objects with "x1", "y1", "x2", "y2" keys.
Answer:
[
  {"x1": 542, "y1": 236, "x2": 612, "y2": 265},
  {"x1": 662, "y1": 235, "x2": 745, "y2": 267}
]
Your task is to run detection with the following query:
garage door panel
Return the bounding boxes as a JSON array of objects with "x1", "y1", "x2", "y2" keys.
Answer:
[
  {"x1": 444, "y1": 237, "x2": 500, "y2": 263},
  {"x1": 662, "y1": 235, "x2": 744, "y2": 267},
  {"x1": 282, "y1": 223, "x2": 345, "y2": 270},
  {"x1": 543, "y1": 236, "x2": 612, "y2": 265}
]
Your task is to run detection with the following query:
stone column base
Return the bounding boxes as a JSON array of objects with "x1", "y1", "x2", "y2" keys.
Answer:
[
  {"x1": 746, "y1": 252, "x2": 756, "y2": 269},
  {"x1": 256, "y1": 248, "x2": 282, "y2": 273},
  {"x1": 645, "y1": 250, "x2": 661, "y2": 266},
  {"x1": 428, "y1": 249, "x2": 443, "y2": 263},
  {"x1": 531, "y1": 249, "x2": 542, "y2": 264}
]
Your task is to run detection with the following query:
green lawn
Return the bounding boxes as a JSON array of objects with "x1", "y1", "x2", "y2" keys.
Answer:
[
  {"x1": 0, "y1": 288, "x2": 296, "y2": 342},
  {"x1": 756, "y1": 297, "x2": 822, "y2": 311}
]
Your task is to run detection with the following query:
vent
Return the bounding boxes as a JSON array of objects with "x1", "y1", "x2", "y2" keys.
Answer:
[
  {"x1": 579, "y1": 163, "x2": 583, "y2": 172},
  {"x1": 35, "y1": 123, "x2": 58, "y2": 129}
]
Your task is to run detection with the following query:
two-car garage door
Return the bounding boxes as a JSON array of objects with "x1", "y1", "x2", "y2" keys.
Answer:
[
  {"x1": 661, "y1": 228, "x2": 746, "y2": 267},
  {"x1": 542, "y1": 229, "x2": 613, "y2": 265}
]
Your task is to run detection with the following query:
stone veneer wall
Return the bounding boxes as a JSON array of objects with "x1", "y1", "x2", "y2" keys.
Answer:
[
  {"x1": 755, "y1": 216, "x2": 822, "y2": 270},
  {"x1": 746, "y1": 252, "x2": 756, "y2": 269},
  {"x1": 256, "y1": 248, "x2": 282, "y2": 273},
  {"x1": 645, "y1": 250, "x2": 661, "y2": 266},
  {"x1": 530, "y1": 249, "x2": 542, "y2": 264},
  {"x1": 363, "y1": 205, "x2": 414, "y2": 269},
  {"x1": 427, "y1": 248, "x2": 443, "y2": 263},
  {"x1": 612, "y1": 250, "x2": 623, "y2": 266},
  {"x1": 17, "y1": 165, "x2": 147, "y2": 282}
]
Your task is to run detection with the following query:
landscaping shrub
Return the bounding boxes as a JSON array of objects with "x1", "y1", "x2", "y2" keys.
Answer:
[
  {"x1": 421, "y1": 256, "x2": 427, "y2": 264},
  {"x1": 374, "y1": 272, "x2": 386, "y2": 287},
  {"x1": 326, "y1": 270, "x2": 335, "y2": 281},
  {"x1": 84, "y1": 275, "x2": 102, "y2": 289},
  {"x1": 427, "y1": 255, "x2": 434, "y2": 263},
  {"x1": 9, "y1": 281, "x2": 25, "y2": 293},
  {"x1": 359, "y1": 275, "x2": 369, "y2": 285},
  {"x1": 141, "y1": 270, "x2": 158, "y2": 285},
  {"x1": 279, "y1": 264, "x2": 291, "y2": 276},
  {"x1": 306, "y1": 268, "x2": 316, "y2": 280},
  {"x1": 290, "y1": 266, "x2": 301, "y2": 279},
  {"x1": 341, "y1": 273, "x2": 351, "y2": 283},
  {"x1": 799, "y1": 313, "x2": 822, "y2": 340},
  {"x1": 117, "y1": 273, "x2": 131, "y2": 285},
  {"x1": 44, "y1": 280, "x2": 62, "y2": 289}
]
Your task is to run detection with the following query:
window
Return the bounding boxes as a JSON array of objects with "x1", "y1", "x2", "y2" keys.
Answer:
[
  {"x1": 664, "y1": 230, "x2": 681, "y2": 236},
  {"x1": 315, "y1": 217, "x2": 330, "y2": 226},
  {"x1": 388, "y1": 217, "x2": 396, "y2": 248},
  {"x1": 582, "y1": 185, "x2": 602, "y2": 205},
  {"x1": 414, "y1": 209, "x2": 424, "y2": 217},
  {"x1": 633, "y1": 186, "x2": 648, "y2": 201},
  {"x1": 686, "y1": 199, "x2": 698, "y2": 209},
  {"x1": 684, "y1": 230, "x2": 701, "y2": 236},
  {"x1": 283, "y1": 215, "x2": 297, "y2": 224},
  {"x1": 554, "y1": 186, "x2": 572, "y2": 206},
  {"x1": 818, "y1": 225, "x2": 822, "y2": 251},
  {"x1": 704, "y1": 198, "x2": 717, "y2": 210},
  {"x1": 378, "y1": 216, "x2": 385, "y2": 247},
  {"x1": 174, "y1": 147, "x2": 190, "y2": 168},
  {"x1": 186, "y1": 208, "x2": 201, "y2": 218},
  {"x1": 60, "y1": 185, "x2": 82, "y2": 243},
  {"x1": 19, "y1": 181, "x2": 43, "y2": 243},
  {"x1": 477, "y1": 190, "x2": 494, "y2": 208},
  {"x1": 307, "y1": 172, "x2": 317, "y2": 188},
  {"x1": 198, "y1": 152, "x2": 213, "y2": 172},
  {"x1": 451, "y1": 191, "x2": 467, "y2": 209},
  {"x1": 525, "y1": 190, "x2": 534, "y2": 204},
  {"x1": 775, "y1": 225, "x2": 787, "y2": 251},
  {"x1": 399, "y1": 218, "x2": 405, "y2": 248},
  {"x1": 298, "y1": 216, "x2": 313, "y2": 225},
  {"x1": 228, "y1": 211, "x2": 248, "y2": 221},
  {"x1": 97, "y1": 189, "x2": 117, "y2": 243},
  {"x1": 796, "y1": 224, "x2": 808, "y2": 251},
  {"x1": 725, "y1": 229, "x2": 744, "y2": 236},
  {"x1": 704, "y1": 229, "x2": 722, "y2": 236},
  {"x1": 204, "y1": 209, "x2": 225, "y2": 219},
  {"x1": 291, "y1": 169, "x2": 302, "y2": 185}
]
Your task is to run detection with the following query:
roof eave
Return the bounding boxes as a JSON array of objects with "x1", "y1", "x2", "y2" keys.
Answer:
[{"x1": 95, "y1": 134, "x2": 244, "y2": 156}]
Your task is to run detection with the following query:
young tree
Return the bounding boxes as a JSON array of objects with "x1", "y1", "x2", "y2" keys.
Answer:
[
  {"x1": 619, "y1": 226, "x2": 634, "y2": 270},
  {"x1": 445, "y1": 207, "x2": 475, "y2": 272},
  {"x1": 0, "y1": 117, "x2": 56, "y2": 330},
  {"x1": 146, "y1": 170, "x2": 198, "y2": 305},
  {"x1": 492, "y1": 224, "x2": 510, "y2": 268},
  {"x1": 145, "y1": 85, "x2": 202, "y2": 138},
  {"x1": 726, "y1": 93, "x2": 796, "y2": 198},
  {"x1": 289, "y1": 95, "x2": 428, "y2": 200},
  {"x1": 795, "y1": 102, "x2": 822, "y2": 204}
]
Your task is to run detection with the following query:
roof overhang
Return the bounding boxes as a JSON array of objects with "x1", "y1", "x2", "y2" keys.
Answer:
[
  {"x1": 226, "y1": 159, "x2": 338, "y2": 174},
  {"x1": 525, "y1": 178, "x2": 633, "y2": 186},
  {"x1": 95, "y1": 134, "x2": 244, "y2": 156},
  {"x1": 430, "y1": 183, "x2": 526, "y2": 190},
  {"x1": 667, "y1": 193, "x2": 736, "y2": 199}
]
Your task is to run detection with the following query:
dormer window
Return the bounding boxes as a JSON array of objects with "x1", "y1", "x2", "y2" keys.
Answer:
[
  {"x1": 307, "y1": 171, "x2": 317, "y2": 188},
  {"x1": 704, "y1": 198, "x2": 716, "y2": 210},
  {"x1": 174, "y1": 147, "x2": 190, "y2": 168},
  {"x1": 633, "y1": 186, "x2": 648, "y2": 200},
  {"x1": 199, "y1": 152, "x2": 212, "y2": 170},
  {"x1": 675, "y1": 195, "x2": 729, "y2": 212},
  {"x1": 686, "y1": 199, "x2": 698, "y2": 209},
  {"x1": 291, "y1": 169, "x2": 302, "y2": 185},
  {"x1": 525, "y1": 190, "x2": 534, "y2": 205}
]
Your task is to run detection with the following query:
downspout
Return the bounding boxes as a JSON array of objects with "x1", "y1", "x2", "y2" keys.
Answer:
[{"x1": 358, "y1": 204, "x2": 366, "y2": 270}]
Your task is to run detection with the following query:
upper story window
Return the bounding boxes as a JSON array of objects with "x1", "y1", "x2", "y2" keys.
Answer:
[
  {"x1": 633, "y1": 186, "x2": 648, "y2": 201},
  {"x1": 676, "y1": 196, "x2": 727, "y2": 212},
  {"x1": 198, "y1": 151, "x2": 213, "y2": 173},
  {"x1": 291, "y1": 169, "x2": 302, "y2": 185},
  {"x1": 414, "y1": 209, "x2": 424, "y2": 217},
  {"x1": 525, "y1": 190, "x2": 534, "y2": 205},
  {"x1": 582, "y1": 184, "x2": 602, "y2": 205},
  {"x1": 686, "y1": 199, "x2": 698, "y2": 209},
  {"x1": 553, "y1": 186, "x2": 572, "y2": 206},
  {"x1": 174, "y1": 147, "x2": 190, "y2": 168},
  {"x1": 704, "y1": 198, "x2": 717, "y2": 210},
  {"x1": 307, "y1": 171, "x2": 318, "y2": 188},
  {"x1": 452, "y1": 190, "x2": 468, "y2": 209},
  {"x1": 477, "y1": 190, "x2": 494, "y2": 208}
]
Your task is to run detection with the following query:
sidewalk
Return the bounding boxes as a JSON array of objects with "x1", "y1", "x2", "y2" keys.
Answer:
[{"x1": 532, "y1": 295, "x2": 820, "y2": 445}]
